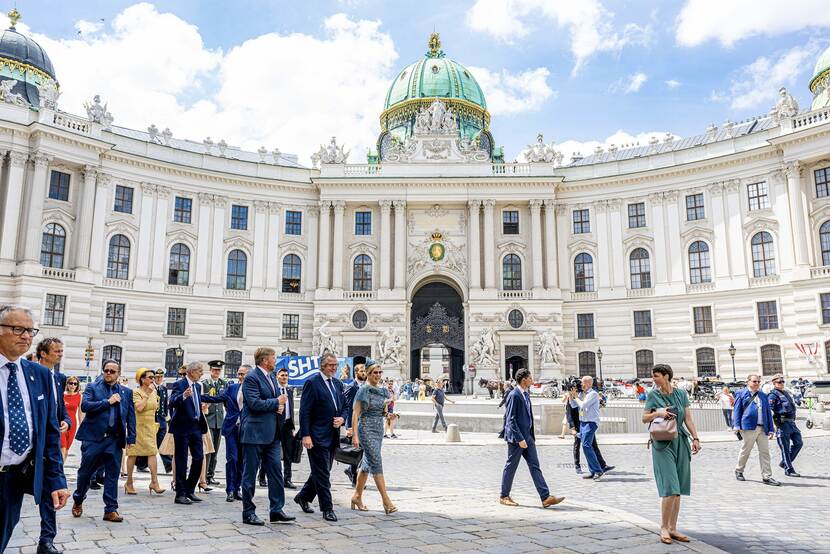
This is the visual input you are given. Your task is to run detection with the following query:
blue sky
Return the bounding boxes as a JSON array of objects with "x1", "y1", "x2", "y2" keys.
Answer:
[{"x1": 12, "y1": 0, "x2": 830, "y2": 163}]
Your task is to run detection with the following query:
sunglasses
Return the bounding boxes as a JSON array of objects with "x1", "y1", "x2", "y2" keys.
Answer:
[
  {"x1": 749, "y1": 380, "x2": 760, "y2": 383},
  {"x1": 773, "y1": 380, "x2": 784, "y2": 384},
  {"x1": 371, "y1": 371, "x2": 383, "y2": 375},
  {"x1": 102, "y1": 369, "x2": 118, "y2": 374},
  {"x1": 237, "y1": 372, "x2": 245, "y2": 376}
]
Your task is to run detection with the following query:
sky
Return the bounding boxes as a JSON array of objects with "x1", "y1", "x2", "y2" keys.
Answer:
[{"x1": 7, "y1": 0, "x2": 830, "y2": 165}]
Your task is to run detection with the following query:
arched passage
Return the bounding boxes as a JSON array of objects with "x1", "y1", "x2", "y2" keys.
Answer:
[{"x1": 410, "y1": 281, "x2": 465, "y2": 393}]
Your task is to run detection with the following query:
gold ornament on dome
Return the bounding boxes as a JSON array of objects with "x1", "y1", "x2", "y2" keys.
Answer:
[{"x1": 7, "y1": 8, "x2": 21, "y2": 28}]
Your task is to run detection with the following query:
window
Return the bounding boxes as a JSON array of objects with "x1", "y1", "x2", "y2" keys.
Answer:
[
  {"x1": 285, "y1": 210, "x2": 302, "y2": 235},
  {"x1": 224, "y1": 350, "x2": 242, "y2": 379},
  {"x1": 816, "y1": 167, "x2": 830, "y2": 198},
  {"x1": 761, "y1": 344, "x2": 782, "y2": 376},
  {"x1": 166, "y1": 307, "x2": 186, "y2": 336},
  {"x1": 757, "y1": 300, "x2": 779, "y2": 330},
  {"x1": 820, "y1": 221, "x2": 830, "y2": 266},
  {"x1": 226, "y1": 311, "x2": 244, "y2": 338},
  {"x1": 173, "y1": 196, "x2": 192, "y2": 223},
  {"x1": 502, "y1": 254, "x2": 522, "y2": 290},
  {"x1": 354, "y1": 211, "x2": 372, "y2": 235},
  {"x1": 106, "y1": 234, "x2": 131, "y2": 280},
  {"x1": 164, "y1": 347, "x2": 183, "y2": 377},
  {"x1": 825, "y1": 340, "x2": 830, "y2": 373},
  {"x1": 688, "y1": 241, "x2": 711, "y2": 284},
  {"x1": 636, "y1": 350, "x2": 654, "y2": 378},
  {"x1": 43, "y1": 294, "x2": 66, "y2": 327},
  {"x1": 352, "y1": 254, "x2": 372, "y2": 291},
  {"x1": 628, "y1": 202, "x2": 646, "y2": 228},
  {"x1": 114, "y1": 185, "x2": 133, "y2": 213},
  {"x1": 282, "y1": 254, "x2": 302, "y2": 293},
  {"x1": 282, "y1": 314, "x2": 300, "y2": 340},
  {"x1": 508, "y1": 309, "x2": 524, "y2": 329},
  {"x1": 104, "y1": 302, "x2": 125, "y2": 333},
  {"x1": 751, "y1": 231, "x2": 776, "y2": 277},
  {"x1": 48, "y1": 170, "x2": 70, "y2": 201},
  {"x1": 502, "y1": 210, "x2": 519, "y2": 234},
  {"x1": 693, "y1": 306, "x2": 713, "y2": 334},
  {"x1": 695, "y1": 347, "x2": 716, "y2": 377},
  {"x1": 686, "y1": 193, "x2": 705, "y2": 221},
  {"x1": 40, "y1": 223, "x2": 66, "y2": 268},
  {"x1": 574, "y1": 253, "x2": 594, "y2": 292},
  {"x1": 168, "y1": 243, "x2": 191, "y2": 285},
  {"x1": 230, "y1": 205, "x2": 248, "y2": 230},
  {"x1": 102, "y1": 345, "x2": 123, "y2": 365},
  {"x1": 352, "y1": 310, "x2": 368, "y2": 330},
  {"x1": 634, "y1": 310, "x2": 652, "y2": 337},
  {"x1": 226, "y1": 249, "x2": 247, "y2": 290},
  {"x1": 573, "y1": 209, "x2": 590, "y2": 234},
  {"x1": 629, "y1": 248, "x2": 651, "y2": 289},
  {"x1": 822, "y1": 294, "x2": 830, "y2": 325},
  {"x1": 747, "y1": 182, "x2": 769, "y2": 210},
  {"x1": 578, "y1": 351, "x2": 596, "y2": 377},
  {"x1": 577, "y1": 313, "x2": 595, "y2": 340}
]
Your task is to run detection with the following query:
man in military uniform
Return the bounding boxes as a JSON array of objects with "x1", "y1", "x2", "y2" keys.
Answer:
[
  {"x1": 769, "y1": 374, "x2": 803, "y2": 477},
  {"x1": 202, "y1": 360, "x2": 228, "y2": 485},
  {"x1": 154, "y1": 368, "x2": 173, "y2": 473}
]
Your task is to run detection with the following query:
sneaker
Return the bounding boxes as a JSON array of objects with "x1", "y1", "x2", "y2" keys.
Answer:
[
  {"x1": 735, "y1": 471, "x2": 745, "y2": 481},
  {"x1": 763, "y1": 477, "x2": 781, "y2": 486},
  {"x1": 574, "y1": 466, "x2": 583, "y2": 475},
  {"x1": 601, "y1": 465, "x2": 615, "y2": 473},
  {"x1": 581, "y1": 473, "x2": 595, "y2": 479},
  {"x1": 592, "y1": 473, "x2": 603, "y2": 481},
  {"x1": 391, "y1": 434, "x2": 398, "y2": 439},
  {"x1": 785, "y1": 470, "x2": 801, "y2": 477}
]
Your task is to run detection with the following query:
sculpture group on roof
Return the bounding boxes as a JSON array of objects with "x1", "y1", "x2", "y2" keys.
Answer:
[
  {"x1": 312, "y1": 136, "x2": 350, "y2": 167},
  {"x1": 83, "y1": 94, "x2": 114, "y2": 130},
  {"x1": 524, "y1": 133, "x2": 563, "y2": 166}
]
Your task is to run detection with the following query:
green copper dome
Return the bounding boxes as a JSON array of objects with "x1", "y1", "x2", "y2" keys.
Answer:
[{"x1": 810, "y1": 45, "x2": 830, "y2": 110}]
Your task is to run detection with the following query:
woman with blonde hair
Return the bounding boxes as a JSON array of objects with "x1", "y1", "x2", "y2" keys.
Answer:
[{"x1": 124, "y1": 368, "x2": 166, "y2": 495}]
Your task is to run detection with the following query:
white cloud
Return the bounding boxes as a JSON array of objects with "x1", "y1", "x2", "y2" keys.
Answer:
[
  {"x1": 467, "y1": 66, "x2": 554, "y2": 115},
  {"x1": 466, "y1": 0, "x2": 650, "y2": 74},
  {"x1": 676, "y1": 0, "x2": 830, "y2": 47},
  {"x1": 554, "y1": 130, "x2": 678, "y2": 164},
  {"x1": 665, "y1": 79, "x2": 681, "y2": 89},
  {"x1": 608, "y1": 72, "x2": 648, "y2": 94}
]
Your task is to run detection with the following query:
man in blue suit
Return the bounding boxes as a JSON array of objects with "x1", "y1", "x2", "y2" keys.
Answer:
[
  {"x1": 239, "y1": 348, "x2": 295, "y2": 525},
  {"x1": 0, "y1": 305, "x2": 70, "y2": 553},
  {"x1": 71, "y1": 359, "x2": 136, "y2": 522},
  {"x1": 295, "y1": 352, "x2": 346, "y2": 522},
  {"x1": 733, "y1": 374, "x2": 780, "y2": 485},
  {"x1": 169, "y1": 361, "x2": 225, "y2": 504},
  {"x1": 223, "y1": 364, "x2": 248, "y2": 503},
  {"x1": 275, "y1": 366, "x2": 297, "y2": 489},
  {"x1": 498, "y1": 368, "x2": 564, "y2": 508},
  {"x1": 341, "y1": 363, "x2": 367, "y2": 487}
]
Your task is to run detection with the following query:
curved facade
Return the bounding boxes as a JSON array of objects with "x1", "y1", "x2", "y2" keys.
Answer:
[{"x1": 3, "y1": 32, "x2": 830, "y2": 384}]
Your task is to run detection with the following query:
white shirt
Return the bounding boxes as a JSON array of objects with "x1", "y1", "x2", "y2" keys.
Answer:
[
  {"x1": 236, "y1": 384, "x2": 244, "y2": 410},
  {"x1": 278, "y1": 384, "x2": 291, "y2": 420},
  {"x1": 0, "y1": 354, "x2": 34, "y2": 466},
  {"x1": 323, "y1": 376, "x2": 338, "y2": 410}
]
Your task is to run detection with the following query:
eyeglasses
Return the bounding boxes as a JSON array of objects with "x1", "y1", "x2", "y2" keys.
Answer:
[
  {"x1": 102, "y1": 369, "x2": 118, "y2": 374},
  {"x1": 371, "y1": 371, "x2": 383, "y2": 375},
  {"x1": 0, "y1": 324, "x2": 39, "y2": 337},
  {"x1": 749, "y1": 380, "x2": 760, "y2": 383},
  {"x1": 237, "y1": 372, "x2": 245, "y2": 376}
]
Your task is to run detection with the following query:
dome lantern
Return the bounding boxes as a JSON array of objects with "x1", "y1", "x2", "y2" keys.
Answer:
[{"x1": 0, "y1": 8, "x2": 59, "y2": 109}]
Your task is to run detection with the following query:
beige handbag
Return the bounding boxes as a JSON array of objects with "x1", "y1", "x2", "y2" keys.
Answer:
[{"x1": 648, "y1": 414, "x2": 678, "y2": 442}]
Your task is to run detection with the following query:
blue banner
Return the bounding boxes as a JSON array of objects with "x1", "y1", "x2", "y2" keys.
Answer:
[{"x1": 277, "y1": 356, "x2": 353, "y2": 387}]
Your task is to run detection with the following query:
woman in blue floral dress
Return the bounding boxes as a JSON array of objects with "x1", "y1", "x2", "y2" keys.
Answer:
[{"x1": 350, "y1": 360, "x2": 397, "y2": 514}]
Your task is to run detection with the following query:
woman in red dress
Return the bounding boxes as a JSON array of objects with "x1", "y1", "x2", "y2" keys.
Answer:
[{"x1": 61, "y1": 376, "x2": 83, "y2": 460}]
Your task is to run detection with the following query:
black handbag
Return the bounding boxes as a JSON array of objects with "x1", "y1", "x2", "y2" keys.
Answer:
[
  {"x1": 335, "y1": 443, "x2": 364, "y2": 466},
  {"x1": 290, "y1": 433, "x2": 303, "y2": 464}
]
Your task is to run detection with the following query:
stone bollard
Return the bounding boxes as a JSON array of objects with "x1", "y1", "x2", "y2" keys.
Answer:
[{"x1": 446, "y1": 423, "x2": 461, "y2": 442}]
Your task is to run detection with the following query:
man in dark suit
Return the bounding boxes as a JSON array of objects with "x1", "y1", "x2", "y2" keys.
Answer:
[
  {"x1": 275, "y1": 366, "x2": 297, "y2": 489},
  {"x1": 223, "y1": 365, "x2": 248, "y2": 502},
  {"x1": 0, "y1": 305, "x2": 70, "y2": 553},
  {"x1": 342, "y1": 363, "x2": 367, "y2": 487},
  {"x1": 154, "y1": 368, "x2": 172, "y2": 473},
  {"x1": 168, "y1": 361, "x2": 224, "y2": 504},
  {"x1": 295, "y1": 352, "x2": 346, "y2": 522},
  {"x1": 239, "y1": 348, "x2": 295, "y2": 525},
  {"x1": 71, "y1": 359, "x2": 136, "y2": 522},
  {"x1": 202, "y1": 360, "x2": 227, "y2": 486},
  {"x1": 499, "y1": 368, "x2": 564, "y2": 508}
]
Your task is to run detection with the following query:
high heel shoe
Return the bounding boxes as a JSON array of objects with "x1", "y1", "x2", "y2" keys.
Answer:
[
  {"x1": 350, "y1": 497, "x2": 368, "y2": 511},
  {"x1": 383, "y1": 503, "x2": 398, "y2": 514},
  {"x1": 123, "y1": 483, "x2": 137, "y2": 495},
  {"x1": 198, "y1": 483, "x2": 212, "y2": 492},
  {"x1": 149, "y1": 483, "x2": 166, "y2": 495}
]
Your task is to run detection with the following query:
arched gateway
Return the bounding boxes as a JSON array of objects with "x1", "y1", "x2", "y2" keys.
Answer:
[{"x1": 409, "y1": 281, "x2": 465, "y2": 393}]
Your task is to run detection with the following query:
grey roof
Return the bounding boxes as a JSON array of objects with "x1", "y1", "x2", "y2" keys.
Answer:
[{"x1": 0, "y1": 27, "x2": 56, "y2": 79}]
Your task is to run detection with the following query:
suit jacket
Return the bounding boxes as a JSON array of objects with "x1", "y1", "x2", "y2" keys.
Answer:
[
  {"x1": 155, "y1": 383, "x2": 169, "y2": 423},
  {"x1": 276, "y1": 384, "x2": 295, "y2": 433},
  {"x1": 499, "y1": 387, "x2": 534, "y2": 444},
  {"x1": 240, "y1": 367, "x2": 283, "y2": 445},
  {"x1": 168, "y1": 377, "x2": 223, "y2": 435},
  {"x1": 50, "y1": 370, "x2": 70, "y2": 431},
  {"x1": 342, "y1": 380, "x2": 364, "y2": 428},
  {"x1": 732, "y1": 388, "x2": 774, "y2": 434},
  {"x1": 299, "y1": 373, "x2": 345, "y2": 450},
  {"x1": 76, "y1": 379, "x2": 136, "y2": 448},
  {"x1": 221, "y1": 382, "x2": 243, "y2": 436},
  {"x1": 201, "y1": 377, "x2": 228, "y2": 428}
]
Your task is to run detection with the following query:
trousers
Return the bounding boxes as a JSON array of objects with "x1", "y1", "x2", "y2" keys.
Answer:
[
  {"x1": 205, "y1": 426, "x2": 222, "y2": 480},
  {"x1": 173, "y1": 429, "x2": 203, "y2": 496},
  {"x1": 297, "y1": 445, "x2": 335, "y2": 512},
  {"x1": 73, "y1": 439, "x2": 122, "y2": 513},
  {"x1": 579, "y1": 422, "x2": 603, "y2": 475},
  {"x1": 432, "y1": 404, "x2": 447, "y2": 431},
  {"x1": 735, "y1": 426, "x2": 772, "y2": 479},
  {"x1": 500, "y1": 440, "x2": 550, "y2": 500},
  {"x1": 0, "y1": 463, "x2": 32, "y2": 552},
  {"x1": 775, "y1": 421, "x2": 803, "y2": 472},
  {"x1": 224, "y1": 427, "x2": 243, "y2": 494},
  {"x1": 572, "y1": 432, "x2": 607, "y2": 469},
  {"x1": 38, "y1": 486, "x2": 57, "y2": 543},
  {"x1": 241, "y1": 441, "x2": 284, "y2": 517}
]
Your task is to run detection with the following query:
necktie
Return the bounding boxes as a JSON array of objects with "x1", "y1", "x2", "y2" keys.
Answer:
[
  {"x1": 107, "y1": 385, "x2": 117, "y2": 427},
  {"x1": 192, "y1": 383, "x2": 200, "y2": 418},
  {"x1": 326, "y1": 379, "x2": 338, "y2": 410},
  {"x1": 50, "y1": 371, "x2": 58, "y2": 403},
  {"x1": 6, "y1": 362, "x2": 30, "y2": 455},
  {"x1": 524, "y1": 391, "x2": 532, "y2": 416}
]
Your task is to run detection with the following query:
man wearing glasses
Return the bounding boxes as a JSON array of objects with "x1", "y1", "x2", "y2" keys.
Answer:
[
  {"x1": 732, "y1": 374, "x2": 780, "y2": 485},
  {"x1": 768, "y1": 374, "x2": 803, "y2": 477}
]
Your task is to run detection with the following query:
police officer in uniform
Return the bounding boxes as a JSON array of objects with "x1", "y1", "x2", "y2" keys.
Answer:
[
  {"x1": 202, "y1": 360, "x2": 228, "y2": 485},
  {"x1": 769, "y1": 374, "x2": 803, "y2": 477}
]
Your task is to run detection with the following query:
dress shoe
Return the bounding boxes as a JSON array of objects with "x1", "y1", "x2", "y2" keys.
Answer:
[
  {"x1": 574, "y1": 465, "x2": 583, "y2": 475},
  {"x1": 284, "y1": 480, "x2": 297, "y2": 489},
  {"x1": 243, "y1": 514, "x2": 265, "y2": 526},
  {"x1": 785, "y1": 470, "x2": 801, "y2": 477},
  {"x1": 37, "y1": 541, "x2": 62, "y2": 554},
  {"x1": 186, "y1": 493, "x2": 203, "y2": 502},
  {"x1": 102, "y1": 511, "x2": 124, "y2": 523},
  {"x1": 542, "y1": 495, "x2": 565, "y2": 508},
  {"x1": 322, "y1": 510, "x2": 338, "y2": 522},
  {"x1": 763, "y1": 477, "x2": 781, "y2": 486},
  {"x1": 226, "y1": 492, "x2": 236, "y2": 502},
  {"x1": 89, "y1": 482, "x2": 101, "y2": 490},
  {"x1": 779, "y1": 461, "x2": 787, "y2": 469},
  {"x1": 602, "y1": 465, "x2": 615, "y2": 473},
  {"x1": 294, "y1": 495, "x2": 314, "y2": 514},
  {"x1": 592, "y1": 473, "x2": 603, "y2": 481},
  {"x1": 258, "y1": 478, "x2": 267, "y2": 487},
  {"x1": 270, "y1": 510, "x2": 296, "y2": 524},
  {"x1": 344, "y1": 467, "x2": 353, "y2": 481},
  {"x1": 735, "y1": 471, "x2": 745, "y2": 481},
  {"x1": 174, "y1": 495, "x2": 193, "y2": 505},
  {"x1": 71, "y1": 503, "x2": 83, "y2": 517},
  {"x1": 163, "y1": 465, "x2": 173, "y2": 474},
  {"x1": 207, "y1": 478, "x2": 220, "y2": 485},
  {"x1": 233, "y1": 491, "x2": 243, "y2": 501},
  {"x1": 499, "y1": 496, "x2": 518, "y2": 507},
  {"x1": 581, "y1": 473, "x2": 596, "y2": 479},
  {"x1": 136, "y1": 467, "x2": 149, "y2": 473}
]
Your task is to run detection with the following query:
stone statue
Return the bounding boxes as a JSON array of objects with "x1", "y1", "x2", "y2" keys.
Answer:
[
  {"x1": 147, "y1": 124, "x2": 161, "y2": 143},
  {"x1": 315, "y1": 321, "x2": 339, "y2": 357},
  {"x1": 378, "y1": 329, "x2": 405, "y2": 366},
  {"x1": 524, "y1": 133, "x2": 561, "y2": 164},
  {"x1": 414, "y1": 98, "x2": 458, "y2": 135},
  {"x1": 537, "y1": 329, "x2": 564, "y2": 365},
  {"x1": 769, "y1": 87, "x2": 800, "y2": 121},
  {"x1": 218, "y1": 139, "x2": 228, "y2": 157},
  {"x1": 84, "y1": 94, "x2": 113, "y2": 128},
  {"x1": 315, "y1": 136, "x2": 349, "y2": 164},
  {"x1": 203, "y1": 137, "x2": 214, "y2": 154},
  {"x1": 37, "y1": 81, "x2": 60, "y2": 110},
  {"x1": 0, "y1": 80, "x2": 28, "y2": 107},
  {"x1": 470, "y1": 327, "x2": 497, "y2": 366},
  {"x1": 161, "y1": 128, "x2": 172, "y2": 145}
]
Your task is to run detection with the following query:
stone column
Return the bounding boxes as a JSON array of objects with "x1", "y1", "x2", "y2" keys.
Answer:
[
  {"x1": 771, "y1": 170, "x2": 795, "y2": 272},
  {"x1": 73, "y1": 166, "x2": 98, "y2": 268},
  {"x1": 393, "y1": 200, "x2": 407, "y2": 290},
  {"x1": 543, "y1": 199, "x2": 558, "y2": 289},
  {"x1": 649, "y1": 192, "x2": 669, "y2": 285},
  {"x1": 150, "y1": 186, "x2": 170, "y2": 281},
  {"x1": 595, "y1": 201, "x2": 610, "y2": 289},
  {"x1": 468, "y1": 200, "x2": 481, "y2": 290},
  {"x1": 785, "y1": 161, "x2": 810, "y2": 268},
  {"x1": 209, "y1": 196, "x2": 227, "y2": 287},
  {"x1": 482, "y1": 199, "x2": 496, "y2": 290},
  {"x1": 555, "y1": 204, "x2": 570, "y2": 290},
  {"x1": 317, "y1": 201, "x2": 331, "y2": 290},
  {"x1": 608, "y1": 199, "x2": 624, "y2": 288},
  {"x1": 194, "y1": 193, "x2": 213, "y2": 285},
  {"x1": 306, "y1": 205, "x2": 319, "y2": 292},
  {"x1": 0, "y1": 152, "x2": 28, "y2": 261},
  {"x1": 135, "y1": 183, "x2": 156, "y2": 280},
  {"x1": 22, "y1": 152, "x2": 52, "y2": 262},
  {"x1": 88, "y1": 175, "x2": 111, "y2": 274},
  {"x1": 664, "y1": 191, "x2": 682, "y2": 283},
  {"x1": 252, "y1": 201, "x2": 268, "y2": 289},
  {"x1": 724, "y1": 180, "x2": 747, "y2": 278},
  {"x1": 331, "y1": 200, "x2": 345, "y2": 290},
  {"x1": 379, "y1": 200, "x2": 392, "y2": 290},
  {"x1": 709, "y1": 183, "x2": 730, "y2": 281},
  {"x1": 529, "y1": 200, "x2": 544, "y2": 291},
  {"x1": 265, "y1": 203, "x2": 281, "y2": 290}
]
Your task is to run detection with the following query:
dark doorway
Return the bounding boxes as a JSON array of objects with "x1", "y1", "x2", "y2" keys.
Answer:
[
  {"x1": 410, "y1": 282, "x2": 465, "y2": 393},
  {"x1": 504, "y1": 345, "x2": 529, "y2": 380},
  {"x1": 348, "y1": 345, "x2": 371, "y2": 367}
]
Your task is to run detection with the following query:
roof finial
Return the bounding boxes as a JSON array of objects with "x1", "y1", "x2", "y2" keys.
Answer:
[
  {"x1": 427, "y1": 32, "x2": 444, "y2": 58},
  {"x1": 7, "y1": 7, "x2": 20, "y2": 29}
]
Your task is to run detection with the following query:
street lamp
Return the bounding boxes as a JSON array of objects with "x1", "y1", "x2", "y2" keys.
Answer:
[
  {"x1": 175, "y1": 344, "x2": 184, "y2": 365},
  {"x1": 728, "y1": 342, "x2": 737, "y2": 383},
  {"x1": 596, "y1": 347, "x2": 604, "y2": 388}
]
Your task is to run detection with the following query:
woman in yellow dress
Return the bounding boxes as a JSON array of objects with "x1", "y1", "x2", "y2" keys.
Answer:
[{"x1": 124, "y1": 368, "x2": 166, "y2": 495}]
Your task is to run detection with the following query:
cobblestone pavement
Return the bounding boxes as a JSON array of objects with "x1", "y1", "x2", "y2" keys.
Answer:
[{"x1": 7, "y1": 433, "x2": 829, "y2": 553}]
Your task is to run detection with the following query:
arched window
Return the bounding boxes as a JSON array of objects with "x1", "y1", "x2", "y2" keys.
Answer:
[
  {"x1": 502, "y1": 254, "x2": 522, "y2": 290},
  {"x1": 106, "y1": 234, "x2": 131, "y2": 280},
  {"x1": 821, "y1": 221, "x2": 830, "y2": 266},
  {"x1": 695, "y1": 347, "x2": 716, "y2": 377},
  {"x1": 578, "y1": 351, "x2": 597, "y2": 377},
  {"x1": 751, "y1": 231, "x2": 776, "y2": 277},
  {"x1": 40, "y1": 223, "x2": 66, "y2": 268},
  {"x1": 226, "y1": 249, "x2": 247, "y2": 290},
  {"x1": 224, "y1": 350, "x2": 243, "y2": 379},
  {"x1": 102, "y1": 345, "x2": 122, "y2": 365},
  {"x1": 168, "y1": 243, "x2": 191, "y2": 285},
  {"x1": 688, "y1": 241, "x2": 711, "y2": 284},
  {"x1": 574, "y1": 253, "x2": 594, "y2": 292},
  {"x1": 282, "y1": 254, "x2": 302, "y2": 293},
  {"x1": 635, "y1": 350, "x2": 654, "y2": 378},
  {"x1": 353, "y1": 254, "x2": 372, "y2": 291},
  {"x1": 629, "y1": 248, "x2": 651, "y2": 289},
  {"x1": 164, "y1": 347, "x2": 184, "y2": 377},
  {"x1": 760, "y1": 344, "x2": 782, "y2": 376}
]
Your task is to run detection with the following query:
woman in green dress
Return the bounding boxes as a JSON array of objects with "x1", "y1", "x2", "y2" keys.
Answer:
[{"x1": 642, "y1": 364, "x2": 702, "y2": 545}]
